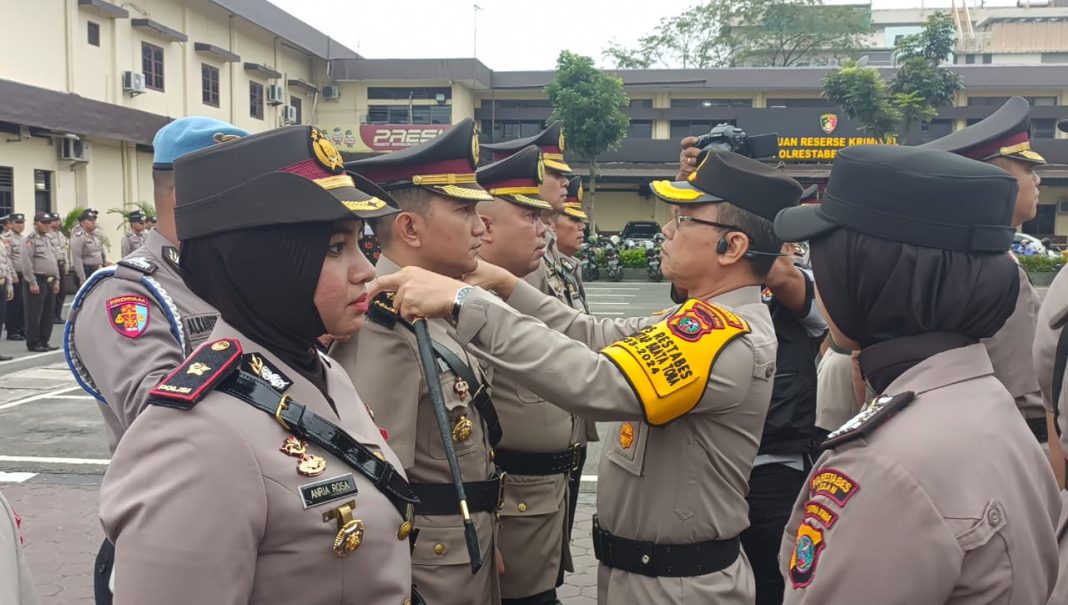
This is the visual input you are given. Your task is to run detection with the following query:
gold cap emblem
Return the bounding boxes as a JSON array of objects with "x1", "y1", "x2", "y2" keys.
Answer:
[
  {"x1": 536, "y1": 157, "x2": 545, "y2": 184},
  {"x1": 311, "y1": 128, "x2": 344, "y2": 173},
  {"x1": 471, "y1": 130, "x2": 481, "y2": 167}
]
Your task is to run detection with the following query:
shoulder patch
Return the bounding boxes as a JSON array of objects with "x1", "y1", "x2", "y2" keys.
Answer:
[
  {"x1": 148, "y1": 339, "x2": 243, "y2": 409},
  {"x1": 808, "y1": 468, "x2": 860, "y2": 507},
  {"x1": 117, "y1": 256, "x2": 157, "y2": 274},
  {"x1": 244, "y1": 353, "x2": 293, "y2": 392},
  {"x1": 106, "y1": 295, "x2": 151, "y2": 339},
  {"x1": 821, "y1": 392, "x2": 916, "y2": 449},
  {"x1": 789, "y1": 521, "x2": 826, "y2": 589},
  {"x1": 600, "y1": 298, "x2": 750, "y2": 425}
]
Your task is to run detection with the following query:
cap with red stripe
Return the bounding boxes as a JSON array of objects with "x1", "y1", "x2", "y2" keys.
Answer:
[
  {"x1": 481, "y1": 121, "x2": 572, "y2": 173},
  {"x1": 920, "y1": 96, "x2": 1046, "y2": 165},
  {"x1": 475, "y1": 145, "x2": 550, "y2": 209}
]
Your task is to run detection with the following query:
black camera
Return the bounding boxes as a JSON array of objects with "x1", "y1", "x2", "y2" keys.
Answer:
[{"x1": 693, "y1": 123, "x2": 779, "y2": 161}]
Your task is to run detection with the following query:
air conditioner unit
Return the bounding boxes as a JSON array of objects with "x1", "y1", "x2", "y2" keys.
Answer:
[
  {"x1": 321, "y1": 85, "x2": 340, "y2": 100},
  {"x1": 281, "y1": 105, "x2": 298, "y2": 125},
  {"x1": 122, "y1": 71, "x2": 145, "y2": 96},
  {"x1": 60, "y1": 137, "x2": 91, "y2": 162},
  {"x1": 266, "y1": 84, "x2": 285, "y2": 105}
]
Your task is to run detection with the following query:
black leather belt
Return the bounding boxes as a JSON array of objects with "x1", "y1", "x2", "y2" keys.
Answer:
[
  {"x1": 592, "y1": 515, "x2": 739, "y2": 578},
  {"x1": 495, "y1": 443, "x2": 585, "y2": 476},
  {"x1": 1027, "y1": 417, "x2": 1049, "y2": 444},
  {"x1": 412, "y1": 474, "x2": 504, "y2": 516}
]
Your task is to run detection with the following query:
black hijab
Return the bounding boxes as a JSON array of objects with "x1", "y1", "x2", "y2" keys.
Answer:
[
  {"x1": 810, "y1": 228, "x2": 1019, "y2": 391},
  {"x1": 180, "y1": 222, "x2": 332, "y2": 394}
]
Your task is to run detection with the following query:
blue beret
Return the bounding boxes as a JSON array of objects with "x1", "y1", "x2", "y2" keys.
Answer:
[{"x1": 152, "y1": 117, "x2": 249, "y2": 170}]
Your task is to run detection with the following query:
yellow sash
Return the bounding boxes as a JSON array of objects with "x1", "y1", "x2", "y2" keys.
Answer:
[{"x1": 601, "y1": 298, "x2": 750, "y2": 425}]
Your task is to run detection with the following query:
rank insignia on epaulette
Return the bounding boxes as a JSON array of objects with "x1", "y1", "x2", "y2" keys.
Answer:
[
  {"x1": 244, "y1": 353, "x2": 293, "y2": 392},
  {"x1": 118, "y1": 257, "x2": 157, "y2": 274},
  {"x1": 148, "y1": 338, "x2": 243, "y2": 410},
  {"x1": 367, "y1": 292, "x2": 399, "y2": 329},
  {"x1": 821, "y1": 391, "x2": 916, "y2": 449}
]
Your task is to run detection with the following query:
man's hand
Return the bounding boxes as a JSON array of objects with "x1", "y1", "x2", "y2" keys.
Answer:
[
  {"x1": 465, "y1": 259, "x2": 518, "y2": 299},
  {"x1": 764, "y1": 244, "x2": 807, "y2": 315},
  {"x1": 6, "y1": 286, "x2": 12, "y2": 302},
  {"x1": 368, "y1": 267, "x2": 466, "y2": 322},
  {"x1": 677, "y1": 136, "x2": 701, "y2": 181},
  {"x1": 28, "y1": 283, "x2": 39, "y2": 295},
  {"x1": 51, "y1": 282, "x2": 59, "y2": 295}
]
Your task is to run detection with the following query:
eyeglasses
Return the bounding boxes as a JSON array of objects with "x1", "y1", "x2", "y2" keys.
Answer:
[{"x1": 672, "y1": 214, "x2": 749, "y2": 238}]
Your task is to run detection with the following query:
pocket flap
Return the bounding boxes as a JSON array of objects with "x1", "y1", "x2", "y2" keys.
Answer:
[{"x1": 499, "y1": 474, "x2": 565, "y2": 518}]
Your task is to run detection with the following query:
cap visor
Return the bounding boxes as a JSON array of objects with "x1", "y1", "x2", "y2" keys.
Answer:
[
  {"x1": 649, "y1": 180, "x2": 724, "y2": 205},
  {"x1": 424, "y1": 184, "x2": 494, "y2": 203},
  {"x1": 499, "y1": 194, "x2": 551, "y2": 210},
  {"x1": 773, "y1": 204, "x2": 838, "y2": 243},
  {"x1": 328, "y1": 185, "x2": 400, "y2": 219},
  {"x1": 544, "y1": 159, "x2": 572, "y2": 173},
  {"x1": 1008, "y1": 150, "x2": 1047, "y2": 165}
]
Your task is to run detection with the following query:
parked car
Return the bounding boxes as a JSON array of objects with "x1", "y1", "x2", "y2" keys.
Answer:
[
  {"x1": 1012, "y1": 233, "x2": 1062, "y2": 259},
  {"x1": 620, "y1": 221, "x2": 661, "y2": 245}
]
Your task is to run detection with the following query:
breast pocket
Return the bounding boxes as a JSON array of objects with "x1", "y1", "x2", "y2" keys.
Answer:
[
  {"x1": 605, "y1": 421, "x2": 649, "y2": 477},
  {"x1": 426, "y1": 372, "x2": 482, "y2": 460}
]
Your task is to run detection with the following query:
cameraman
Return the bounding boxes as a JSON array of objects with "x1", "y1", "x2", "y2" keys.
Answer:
[{"x1": 678, "y1": 140, "x2": 828, "y2": 605}]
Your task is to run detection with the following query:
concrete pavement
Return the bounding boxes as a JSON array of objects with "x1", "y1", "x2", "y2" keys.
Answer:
[{"x1": 0, "y1": 279, "x2": 674, "y2": 604}]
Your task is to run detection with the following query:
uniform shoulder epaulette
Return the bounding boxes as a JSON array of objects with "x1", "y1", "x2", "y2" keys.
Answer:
[
  {"x1": 117, "y1": 256, "x2": 158, "y2": 274},
  {"x1": 148, "y1": 338, "x2": 243, "y2": 410},
  {"x1": 821, "y1": 391, "x2": 916, "y2": 449},
  {"x1": 367, "y1": 292, "x2": 400, "y2": 329}
]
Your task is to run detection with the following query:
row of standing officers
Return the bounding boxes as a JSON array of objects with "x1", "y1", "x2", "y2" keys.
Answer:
[{"x1": 48, "y1": 98, "x2": 1068, "y2": 605}]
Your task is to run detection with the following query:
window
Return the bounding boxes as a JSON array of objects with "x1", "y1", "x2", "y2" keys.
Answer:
[
  {"x1": 249, "y1": 82, "x2": 264, "y2": 120},
  {"x1": 1032, "y1": 118, "x2": 1056, "y2": 140},
  {"x1": 670, "y1": 98, "x2": 751, "y2": 108},
  {"x1": 493, "y1": 99, "x2": 552, "y2": 109},
  {"x1": 367, "y1": 105, "x2": 450, "y2": 125},
  {"x1": 629, "y1": 99, "x2": 654, "y2": 108},
  {"x1": 968, "y1": 96, "x2": 1057, "y2": 106},
  {"x1": 290, "y1": 96, "x2": 303, "y2": 125},
  {"x1": 368, "y1": 87, "x2": 451, "y2": 101},
  {"x1": 669, "y1": 120, "x2": 734, "y2": 140},
  {"x1": 33, "y1": 170, "x2": 52, "y2": 214},
  {"x1": 766, "y1": 98, "x2": 834, "y2": 109},
  {"x1": 627, "y1": 121, "x2": 652, "y2": 139},
  {"x1": 1022, "y1": 204, "x2": 1055, "y2": 237},
  {"x1": 964, "y1": 54, "x2": 976, "y2": 64},
  {"x1": 0, "y1": 167, "x2": 12, "y2": 217},
  {"x1": 141, "y1": 41, "x2": 164, "y2": 91},
  {"x1": 920, "y1": 119, "x2": 953, "y2": 142},
  {"x1": 201, "y1": 64, "x2": 220, "y2": 108},
  {"x1": 87, "y1": 21, "x2": 100, "y2": 47},
  {"x1": 982, "y1": 53, "x2": 992, "y2": 64},
  {"x1": 480, "y1": 120, "x2": 547, "y2": 142}
]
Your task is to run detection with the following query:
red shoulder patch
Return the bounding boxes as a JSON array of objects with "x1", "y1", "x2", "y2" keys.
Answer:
[
  {"x1": 149, "y1": 339, "x2": 243, "y2": 410},
  {"x1": 106, "y1": 295, "x2": 150, "y2": 339}
]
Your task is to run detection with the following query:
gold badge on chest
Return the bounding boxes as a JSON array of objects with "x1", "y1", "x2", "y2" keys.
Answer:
[
  {"x1": 323, "y1": 500, "x2": 364, "y2": 558},
  {"x1": 452, "y1": 415, "x2": 473, "y2": 442},
  {"x1": 280, "y1": 436, "x2": 327, "y2": 477}
]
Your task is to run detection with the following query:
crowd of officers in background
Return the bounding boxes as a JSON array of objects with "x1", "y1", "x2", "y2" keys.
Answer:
[{"x1": 3, "y1": 94, "x2": 1068, "y2": 605}]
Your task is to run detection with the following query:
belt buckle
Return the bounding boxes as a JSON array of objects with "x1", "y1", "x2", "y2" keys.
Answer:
[
  {"x1": 275, "y1": 394, "x2": 293, "y2": 431},
  {"x1": 569, "y1": 442, "x2": 583, "y2": 474},
  {"x1": 496, "y1": 472, "x2": 507, "y2": 511}
]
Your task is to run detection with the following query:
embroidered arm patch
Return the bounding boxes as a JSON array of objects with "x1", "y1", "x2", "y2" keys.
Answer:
[
  {"x1": 148, "y1": 339, "x2": 243, "y2": 410},
  {"x1": 600, "y1": 299, "x2": 750, "y2": 425}
]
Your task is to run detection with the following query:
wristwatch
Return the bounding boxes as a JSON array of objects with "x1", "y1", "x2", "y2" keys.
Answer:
[{"x1": 451, "y1": 286, "x2": 474, "y2": 324}]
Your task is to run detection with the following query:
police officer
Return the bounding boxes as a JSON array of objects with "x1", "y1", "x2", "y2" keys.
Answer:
[
  {"x1": 0, "y1": 225, "x2": 16, "y2": 361},
  {"x1": 333, "y1": 118, "x2": 502, "y2": 605},
  {"x1": 3, "y1": 213, "x2": 26, "y2": 341},
  {"x1": 119, "y1": 210, "x2": 147, "y2": 257},
  {"x1": 474, "y1": 146, "x2": 572, "y2": 604},
  {"x1": 46, "y1": 213, "x2": 68, "y2": 324},
  {"x1": 376, "y1": 148, "x2": 799, "y2": 604},
  {"x1": 920, "y1": 96, "x2": 1049, "y2": 446},
  {"x1": 70, "y1": 209, "x2": 106, "y2": 285},
  {"x1": 99, "y1": 124, "x2": 417, "y2": 605},
  {"x1": 21, "y1": 212, "x2": 59, "y2": 352},
  {"x1": 773, "y1": 144, "x2": 1059, "y2": 603}
]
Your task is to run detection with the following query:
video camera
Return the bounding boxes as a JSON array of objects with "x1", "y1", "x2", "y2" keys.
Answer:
[{"x1": 693, "y1": 123, "x2": 779, "y2": 161}]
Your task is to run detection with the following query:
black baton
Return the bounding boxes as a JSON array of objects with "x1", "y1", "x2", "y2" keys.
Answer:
[{"x1": 413, "y1": 318, "x2": 484, "y2": 574}]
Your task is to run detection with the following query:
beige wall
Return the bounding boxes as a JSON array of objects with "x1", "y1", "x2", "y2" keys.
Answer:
[{"x1": 587, "y1": 190, "x2": 672, "y2": 233}]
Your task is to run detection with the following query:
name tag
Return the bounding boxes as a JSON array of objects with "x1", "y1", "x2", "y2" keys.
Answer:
[{"x1": 299, "y1": 473, "x2": 358, "y2": 509}]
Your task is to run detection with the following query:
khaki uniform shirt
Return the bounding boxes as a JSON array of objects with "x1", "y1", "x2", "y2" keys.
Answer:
[
  {"x1": 814, "y1": 349, "x2": 857, "y2": 432},
  {"x1": 0, "y1": 491, "x2": 38, "y2": 605},
  {"x1": 120, "y1": 230, "x2": 146, "y2": 257},
  {"x1": 1031, "y1": 266, "x2": 1068, "y2": 604},
  {"x1": 69, "y1": 230, "x2": 219, "y2": 453},
  {"x1": 780, "y1": 344, "x2": 1060, "y2": 604},
  {"x1": 101, "y1": 320, "x2": 413, "y2": 605},
  {"x1": 2, "y1": 232, "x2": 23, "y2": 276},
  {"x1": 333, "y1": 255, "x2": 500, "y2": 605},
  {"x1": 983, "y1": 263, "x2": 1045, "y2": 424},
  {"x1": 454, "y1": 281, "x2": 776, "y2": 604},
  {"x1": 70, "y1": 226, "x2": 106, "y2": 281},
  {"x1": 20, "y1": 231, "x2": 58, "y2": 288},
  {"x1": 45, "y1": 230, "x2": 67, "y2": 267}
]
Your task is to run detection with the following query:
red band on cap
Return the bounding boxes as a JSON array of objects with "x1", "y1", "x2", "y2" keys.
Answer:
[
  {"x1": 359, "y1": 158, "x2": 475, "y2": 186},
  {"x1": 281, "y1": 158, "x2": 335, "y2": 181},
  {"x1": 482, "y1": 177, "x2": 539, "y2": 190},
  {"x1": 962, "y1": 130, "x2": 1030, "y2": 161}
]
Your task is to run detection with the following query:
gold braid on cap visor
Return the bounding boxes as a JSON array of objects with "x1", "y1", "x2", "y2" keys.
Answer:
[
  {"x1": 313, "y1": 175, "x2": 388, "y2": 211},
  {"x1": 650, "y1": 180, "x2": 704, "y2": 201}
]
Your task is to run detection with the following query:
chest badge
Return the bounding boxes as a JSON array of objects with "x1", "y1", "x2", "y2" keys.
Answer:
[
  {"x1": 452, "y1": 414, "x2": 473, "y2": 442},
  {"x1": 280, "y1": 436, "x2": 327, "y2": 476},
  {"x1": 322, "y1": 500, "x2": 363, "y2": 558},
  {"x1": 453, "y1": 378, "x2": 469, "y2": 400}
]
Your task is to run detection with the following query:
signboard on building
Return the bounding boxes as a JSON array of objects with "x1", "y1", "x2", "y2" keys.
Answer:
[
  {"x1": 317, "y1": 124, "x2": 450, "y2": 153},
  {"x1": 733, "y1": 109, "x2": 897, "y2": 163}
]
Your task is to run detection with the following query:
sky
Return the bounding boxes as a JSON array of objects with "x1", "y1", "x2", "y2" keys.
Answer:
[{"x1": 266, "y1": 0, "x2": 1030, "y2": 71}]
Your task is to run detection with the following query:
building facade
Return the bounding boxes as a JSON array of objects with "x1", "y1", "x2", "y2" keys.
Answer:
[{"x1": 2, "y1": 0, "x2": 1068, "y2": 250}]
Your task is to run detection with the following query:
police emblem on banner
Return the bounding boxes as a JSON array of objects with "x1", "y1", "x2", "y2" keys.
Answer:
[
  {"x1": 106, "y1": 295, "x2": 150, "y2": 339},
  {"x1": 820, "y1": 114, "x2": 839, "y2": 135}
]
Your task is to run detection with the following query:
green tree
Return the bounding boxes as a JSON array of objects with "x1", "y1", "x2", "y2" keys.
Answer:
[
  {"x1": 603, "y1": 0, "x2": 869, "y2": 69},
  {"x1": 821, "y1": 13, "x2": 962, "y2": 140},
  {"x1": 544, "y1": 51, "x2": 630, "y2": 229}
]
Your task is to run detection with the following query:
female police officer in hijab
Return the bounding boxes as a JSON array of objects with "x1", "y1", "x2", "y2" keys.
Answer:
[
  {"x1": 772, "y1": 144, "x2": 1060, "y2": 603},
  {"x1": 98, "y1": 126, "x2": 422, "y2": 604}
]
